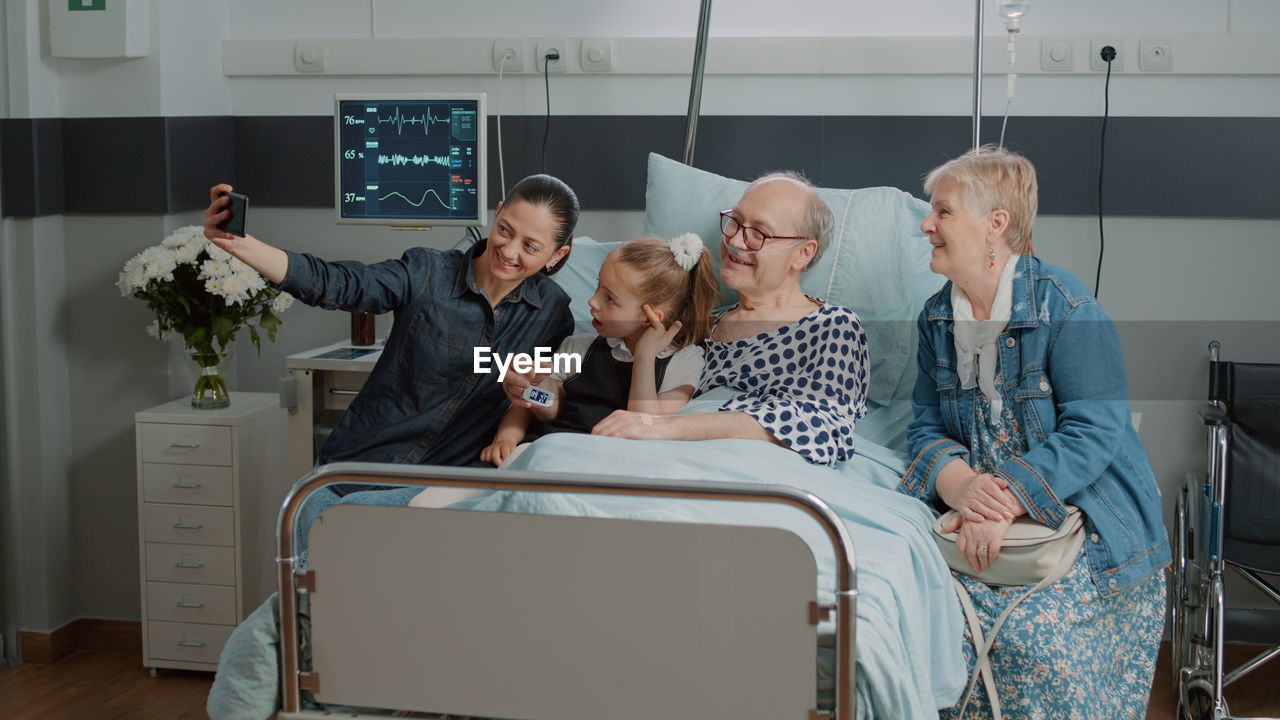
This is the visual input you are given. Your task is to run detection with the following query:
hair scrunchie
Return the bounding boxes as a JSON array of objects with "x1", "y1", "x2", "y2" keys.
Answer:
[{"x1": 668, "y1": 233, "x2": 702, "y2": 271}]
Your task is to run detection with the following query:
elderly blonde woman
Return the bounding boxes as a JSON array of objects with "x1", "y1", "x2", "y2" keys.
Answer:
[
  {"x1": 588, "y1": 171, "x2": 870, "y2": 466},
  {"x1": 899, "y1": 146, "x2": 1167, "y2": 718}
]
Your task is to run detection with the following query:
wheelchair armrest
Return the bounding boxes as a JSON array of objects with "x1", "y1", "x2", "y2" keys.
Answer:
[{"x1": 1201, "y1": 402, "x2": 1227, "y2": 426}]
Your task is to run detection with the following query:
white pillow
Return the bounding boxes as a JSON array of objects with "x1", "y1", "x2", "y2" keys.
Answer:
[{"x1": 641, "y1": 153, "x2": 940, "y2": 407}]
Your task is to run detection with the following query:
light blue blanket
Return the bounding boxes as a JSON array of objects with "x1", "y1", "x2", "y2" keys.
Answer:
[
  {"x1": 208, "y1": 398, "x2": 965, "y2": 719},
  {"x1": 490, "y1": 406, "x2": 964, "y2": 718}
]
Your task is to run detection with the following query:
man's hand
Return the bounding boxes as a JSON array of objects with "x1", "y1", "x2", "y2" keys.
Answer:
[{"x1": 591, "y1": 409, "x2": 668, "y2": 439}]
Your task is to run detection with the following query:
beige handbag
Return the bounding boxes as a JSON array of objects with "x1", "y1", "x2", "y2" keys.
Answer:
[
  {"x1": 931, "y1": 505, "x2": 1085, "y2": 587},
  {"x1": 932, "y1": 505, "x2": 1086, "y2": 720}
]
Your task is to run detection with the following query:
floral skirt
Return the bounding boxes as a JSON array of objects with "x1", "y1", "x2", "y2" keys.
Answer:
[{"x1": 940, "y1": 551, "x2": 1166, "y2": 720}]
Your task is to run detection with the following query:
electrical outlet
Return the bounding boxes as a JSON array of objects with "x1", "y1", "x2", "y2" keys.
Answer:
[
  {"x1": 492, "y1": 40, "x2": 527, "y2": 73},
  {"x1": 1040, "y1": 38, "x2": 1073, "y2": 72},
  {"x1": 1090, "y1": 38, "x2": 1123, "y2": 72},
  {"x1": 537, "y1": 40, "x2": 568, "y2": 73},
  {"x1": 1138, "y1": 37, "x2": 1172, "y2": 72}
]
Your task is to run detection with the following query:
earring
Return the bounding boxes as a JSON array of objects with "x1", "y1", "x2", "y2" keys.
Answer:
[{"x1": 988, "y1": 247, "x2": 996, "y2": 269}]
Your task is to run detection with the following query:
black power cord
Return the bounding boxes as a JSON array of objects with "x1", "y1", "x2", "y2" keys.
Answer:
[
  {"x1": 1095, "y1": 45, "x2": 1115, "y2": 298},
  {"x1": 542, "y1": 49, "x2": 559, "y2": 174}
]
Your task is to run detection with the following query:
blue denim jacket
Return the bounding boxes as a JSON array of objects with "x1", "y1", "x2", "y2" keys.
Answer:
[
  {"x1": 899, "y1": 255, "x2": 1168, "y2": 596},
  {"x1": 279, "y1": 241, "x2": 574, "y2": 467}
]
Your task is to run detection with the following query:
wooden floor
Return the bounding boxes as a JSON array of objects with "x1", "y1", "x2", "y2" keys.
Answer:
[
  {"x1": 0, "y1": 642, "x2": 1276, "y2": 719},
  {"x1": 0, "y1": 651, "x2": 211, "y2": 720}
]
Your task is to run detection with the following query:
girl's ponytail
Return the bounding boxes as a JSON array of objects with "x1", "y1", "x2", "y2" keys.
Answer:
[{"x1": 672, "y1": 245, "x2": 718, "y2": 348}]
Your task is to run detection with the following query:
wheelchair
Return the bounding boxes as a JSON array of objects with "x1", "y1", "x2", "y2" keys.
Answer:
[{"x1": 1171, "y1": 341, "x2": 1280, "y2": 720}]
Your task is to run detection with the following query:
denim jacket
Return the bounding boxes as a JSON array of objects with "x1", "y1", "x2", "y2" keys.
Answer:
[
  {"x1": 279, "y1": 241, "x2": 573, "y2": 467},
  {"x1": 899, "y1": 255, "x2": 1168, "y2": 596}
]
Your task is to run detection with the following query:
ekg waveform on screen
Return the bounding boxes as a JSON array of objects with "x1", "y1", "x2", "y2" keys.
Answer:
[
  {"x1": 378, "y1": 187, "x2": 453, "y2": 210},
  {"x1": 337, "y1": 96, "x2": 483, "y2": 225},
  {"x1": 375, "y1": 106, "x2": 451, "y2": 136},
  {"x1": 377, "y1": 153, "x2": 452, "y2": 168}
]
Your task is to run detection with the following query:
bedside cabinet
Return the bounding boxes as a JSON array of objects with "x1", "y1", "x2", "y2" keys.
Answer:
[{"x1": 135, "y1": 392, "x2": 288, "y2": 672}]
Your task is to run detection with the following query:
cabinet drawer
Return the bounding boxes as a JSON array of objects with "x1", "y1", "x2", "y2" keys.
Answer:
[
  {"x1": 146, "y1": 621, "x2": 233, "y2": 665},
  {"x1": 322, "y1": 370, "x2": 369, "y2": 411},
  {"x1": 140, "y1": 424, "x2": 232, "y2": 466},
  {"x1": 146, "y1": 582, "x2": 237, "y2": 625},
  {"x1": 142, "y1": 464, "x2": 233, "y2": 506},
  {"x1": 142, "y1": 504, "x2": 234, "y2": 546},
  {"x1": 145, "y1": 543, "x2": 236, "y2": 585}
]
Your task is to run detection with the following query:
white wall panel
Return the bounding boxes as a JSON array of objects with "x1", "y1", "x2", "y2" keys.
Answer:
[
  {"x1": 227, "y1": 0, "x2": 376, "y2": 40},
  {"x1": 230, "y1": 0, "x2": 1236, "y2": 39},
  {"x1": 157, "y1": 1, "x2": 232, "y2": 117},
  {"x1": 1229, "y1": 0, "x2": 1280, "y2": 34}
]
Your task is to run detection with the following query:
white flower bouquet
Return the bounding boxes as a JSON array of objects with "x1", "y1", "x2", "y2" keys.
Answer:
[{"x1": 117, "y1": 225, "x2": 293, "y2": 407}]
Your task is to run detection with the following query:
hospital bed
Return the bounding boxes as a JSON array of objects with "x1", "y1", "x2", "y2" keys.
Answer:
[{"x1": 204, "y1": 153, "x2": 964, "y2": 719}]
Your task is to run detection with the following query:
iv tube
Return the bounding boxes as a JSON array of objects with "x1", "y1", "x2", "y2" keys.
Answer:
[{"x1": 997, "y1": 1, "x2": 1028, "y2": 147}]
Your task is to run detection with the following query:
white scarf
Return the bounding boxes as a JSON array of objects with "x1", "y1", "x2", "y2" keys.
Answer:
[{"x1": 951, "y1": 255, "x2": 1020, "y2": 416}]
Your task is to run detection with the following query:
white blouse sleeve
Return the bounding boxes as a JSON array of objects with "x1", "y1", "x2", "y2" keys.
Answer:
[{"x1": 657, "y1": 345, "x2": 706, "y2": 393}]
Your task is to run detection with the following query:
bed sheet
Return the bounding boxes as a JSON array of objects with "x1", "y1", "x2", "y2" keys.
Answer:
[{"x1": 481, "y1": 404, "x2": 963, "y2": 718}]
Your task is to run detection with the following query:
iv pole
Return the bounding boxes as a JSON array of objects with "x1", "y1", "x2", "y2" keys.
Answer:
[
  {"x1": 683, "y1": 0, "x2": 713, "y2": 164},
  {"x1": 972, "y1": 0, "x2": 984, "y2": 149}
]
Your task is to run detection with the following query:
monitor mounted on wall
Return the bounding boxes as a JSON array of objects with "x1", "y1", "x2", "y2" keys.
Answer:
[{"x1": 334, "y1": 92, "x2": 487, "y2": 228}]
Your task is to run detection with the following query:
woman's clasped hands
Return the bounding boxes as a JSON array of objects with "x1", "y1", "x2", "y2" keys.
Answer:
[{"x1": 938, "y1": 470, "x2": 1024, "y2": 573}]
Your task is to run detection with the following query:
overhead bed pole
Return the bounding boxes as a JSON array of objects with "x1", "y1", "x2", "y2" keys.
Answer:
[
  {"x1": 682, "y1": 0, "x2": 713, "y2": 165},
  {"x1": 971, "y1": 0, "x2": 984, "y2": 148},
  {"x1": 277, "y1": 463, "x2": 859, "y2": 720}
]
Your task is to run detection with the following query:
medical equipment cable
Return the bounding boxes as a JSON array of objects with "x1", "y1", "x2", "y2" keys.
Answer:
[
  {"x1": 1095, "y1": 46, "x2": 1115, "y2": 298},
  {"x1": 542, "y1": 50, "x2": 558, "y2": 174},
  {"x1": 496, "y1": 52, "x2": 511, "y2": 198},
  {"x1": 454, "y1": 226, "x2": 482, "y2": 250}
]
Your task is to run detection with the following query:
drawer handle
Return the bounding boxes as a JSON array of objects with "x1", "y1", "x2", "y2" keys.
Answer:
[
  {"x1": 175, "y1": 600, "x2": 206, "y2": 609},
  {"x1": 174, "y1": 559, "x2": 205, "y2": 569},
  {"x1": 328, "y1": 388, "x2": 360, "y2": 396},
  {"x1": 172, "y1": 520, "x2": 204, "y2": 530},
  {"x1": 168, "y1": 442, "x2": 201, "y2": 449},
  {"x1": 176, "y1": 640, "x2": 207, "y2": 648},
  {"x1": 171, "y1": 479, "x2": 203, "y2": 489}
]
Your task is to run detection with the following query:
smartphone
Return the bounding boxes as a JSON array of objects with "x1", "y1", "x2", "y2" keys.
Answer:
[
  {"x1": 220, "y1": 192, "x2": 249, "y2": 237},
  {"x1": 522, "y1": 386, "x2": 555, "y2": 407}
]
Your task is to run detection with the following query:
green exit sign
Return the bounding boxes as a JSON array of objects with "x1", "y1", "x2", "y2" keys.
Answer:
[{"x1": 69, "y1": 0, "x2": 106, "y2": 10}]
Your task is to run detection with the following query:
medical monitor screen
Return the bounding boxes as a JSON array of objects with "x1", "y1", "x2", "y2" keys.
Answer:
[{"x1": 335, "y1": 93, "x2": 487, "y2": 227}]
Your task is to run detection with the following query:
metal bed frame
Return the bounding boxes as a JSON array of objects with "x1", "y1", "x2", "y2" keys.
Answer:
[{"x1": 274, "y1": 463, "x2": 858, "y2": 719}]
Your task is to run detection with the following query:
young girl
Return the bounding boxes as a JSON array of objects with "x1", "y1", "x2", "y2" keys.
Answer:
[{"x1": 480, "y1": 232, "x2": 720, "y2": 467}]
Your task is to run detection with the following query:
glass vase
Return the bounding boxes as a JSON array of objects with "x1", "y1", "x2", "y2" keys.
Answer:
[{"x1": 187, "y1": 344, "x2": 231, "y2": 410}]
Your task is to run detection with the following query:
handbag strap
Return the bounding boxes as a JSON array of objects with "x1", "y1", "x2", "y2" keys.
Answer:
[
  {"x1": 953, "y1": 576, "x2": 1003, "y2": 720},
  {"x1": 951, "y1": 536, "x2": 1082, "y2": 719}
]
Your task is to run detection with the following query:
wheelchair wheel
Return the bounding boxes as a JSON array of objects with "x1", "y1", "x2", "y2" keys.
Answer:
[
  {"x1": 1179, "y1": 675, "x2": 1226, "y2": 720},
  {"x1": 1171, "y1": 485, "x2": 1188, "y2": 689},
  {"x1": 1173, "y1": 481, "x2": 1208, "y2": 685}
]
